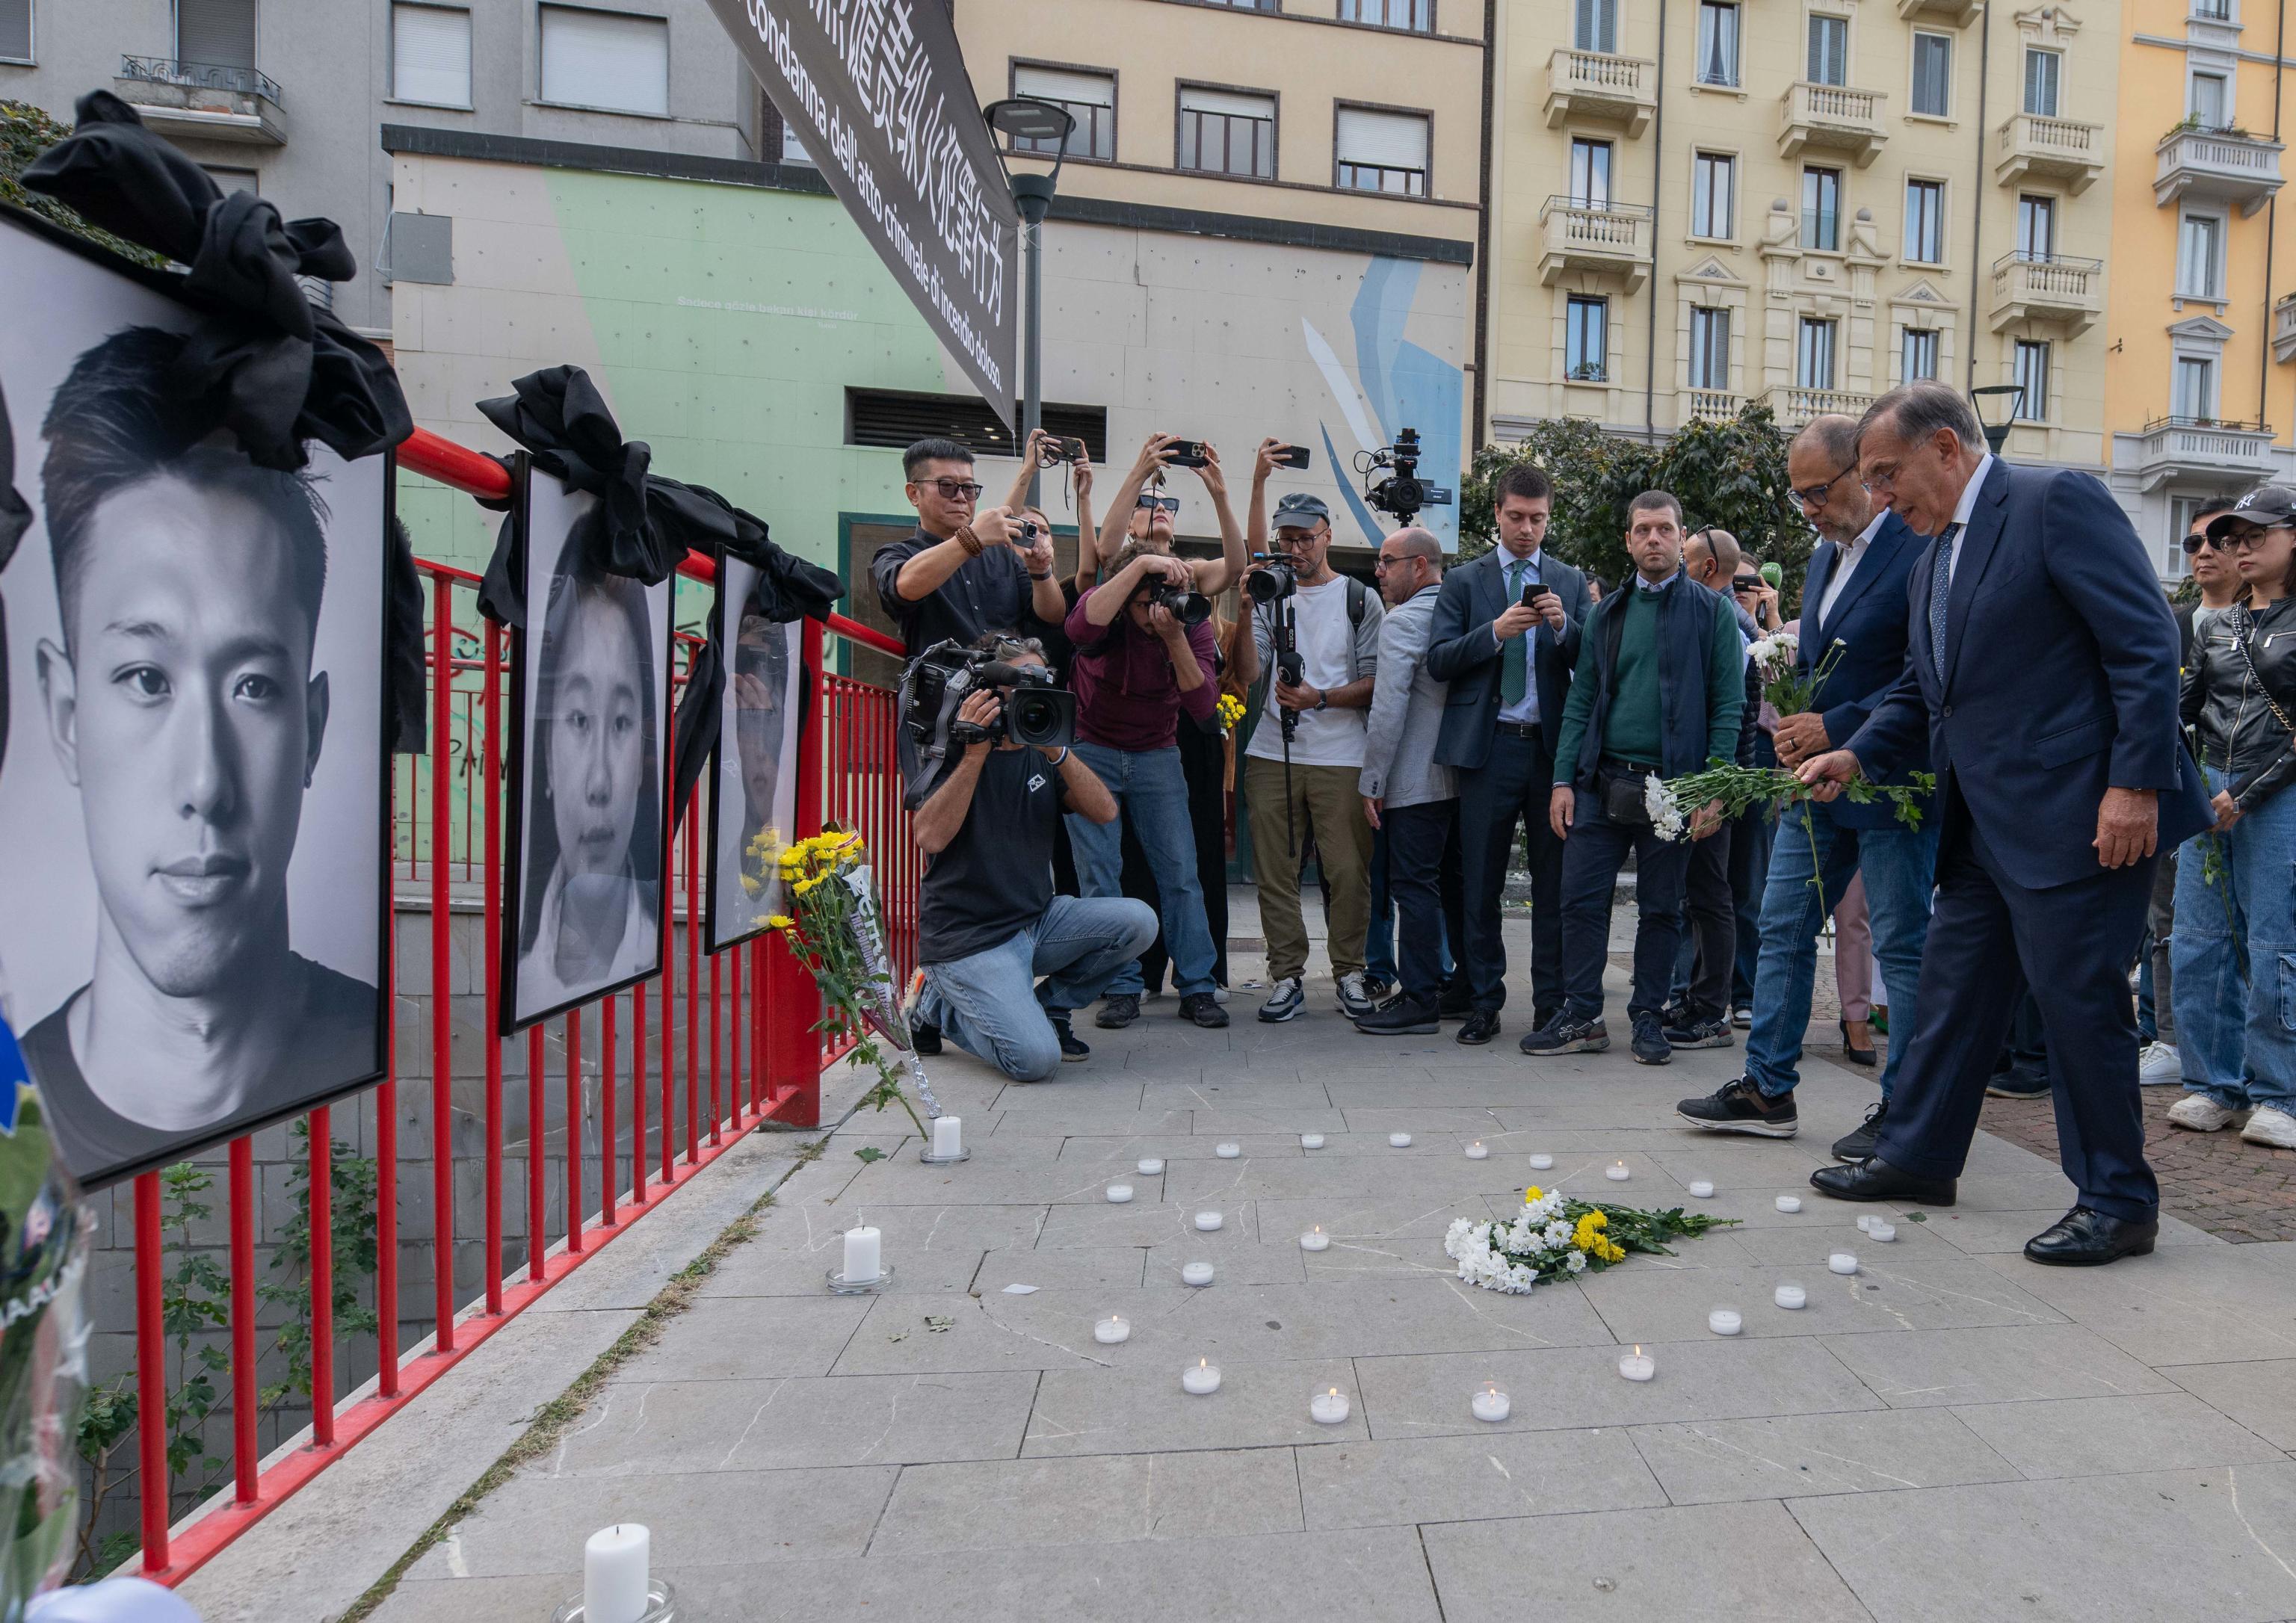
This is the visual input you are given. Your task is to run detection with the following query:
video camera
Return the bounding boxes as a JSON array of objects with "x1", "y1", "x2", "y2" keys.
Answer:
[
  {"x1": 1357, "y1": 428, "x2": 1454, "y2": 528},
  {"x1": 902, "y1": 640, "x2": 1078, "y2": 769}
]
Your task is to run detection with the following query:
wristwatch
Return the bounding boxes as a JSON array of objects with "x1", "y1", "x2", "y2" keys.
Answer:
[{"x1": 1314, "y1": 690, "x2": 1330, "y2": 711}]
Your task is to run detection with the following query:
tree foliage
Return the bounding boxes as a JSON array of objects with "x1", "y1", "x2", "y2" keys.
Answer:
[
  {"x1": 1462, "y1": 405, "x2": 1818, "y2": 614},
  {"x1": 1, "y1": 100, "x2": 167, "y2": 270}
]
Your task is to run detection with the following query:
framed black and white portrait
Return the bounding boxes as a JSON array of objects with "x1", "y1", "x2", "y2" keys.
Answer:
[
  {"x1": 0, "y1": 211, "x2": 389, "y2": 1190},
  {"x1": 705, "y1": 560, "x2": 803, "y2": 953},
  {"x1": 502, "y1": 456, "x2": 673, "y2": 1032}
]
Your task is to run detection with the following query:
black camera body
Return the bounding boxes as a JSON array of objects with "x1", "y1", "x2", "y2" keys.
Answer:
[
  {"x1": 1244, "y1": 553, "x2": 1297, "y2": 606},
  {"x1": 1361, "y1": 427, "x2": 1454, "y2": 528},
  {"x1": 1142, "y1": 582, "x2": 1212, "y2": 627},
  {"x1": 903, "y1": 640, "x2": 1078, "y2": 767}
]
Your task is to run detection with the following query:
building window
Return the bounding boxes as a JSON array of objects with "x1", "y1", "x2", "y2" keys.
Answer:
[
  {"x1": 2023, "y1": 49, "x2": 2061, "y2": 117},
  {"x1": 0, "y1": 0, "x2": 30, "y2": 64},
  {"x1": 848, "y1": 388, "x2": 1109, "y2": 460},
  {"x1": 1801, "y1": 166, "x2": 1841, "y2": 251},
  {"x1": 1696, "y1": 2, "x2": 1740, "y2": 86},
  {"x1": 1797, "y1": 317, "x2": 1838, "y2": 389},
  {"x1": 539, "y1": 6, "x2": 669, "y2": 117},
  {"x1": 1691, "y1": 150, "x2": 1735, "y2": 238},
  {"x1": 2193, "y1": 0, "x2": 2233, "y2": 18},
  {"x1": 1910, "y1": 33, "x2": 1952, "y2": 117},
  {"x1": 2179, "y1": 214, "x2": 2224, "y2": 298},
  {"x1": 1575, "y1": 0, "x2": 1618, "y2": 54},
  {"x1": 392, "y1": 4, "x2": 471, "y2": 108},
  {"x1": 1904, "y1": 179, "x2": 1945, "y2": 263},
  {"x1": 1688, "y1": 306, "x2": 1731, "y2": 390},
  {"x1": 1570, "y1": 137, "x2": 1614, "y2": 207},
  {"x1": 1567, "y1": 295, "x2": 1610, "y2": 381},
  {"x1": 203, "y1": 164, "x2": 259, "y2": 194},
  {"x1": 1335, "y1": 105, "x2": 1430, "y2": 196},
  {"x1": 2017, "y1": 194, "x2": 2056, "y2": 260},
  {"x1": 2190, "y1": 69, "x2": 2230, "y2": 128},
  {"x1": 2173, "y1": 355, "x2": 2218, "y2": 421},
  {"x1": 1339, "y1": 0, "x2": 1433, "y2": 30},
  {"x1": 760, "y1": 90, "x2": 813, "y2": 164},
  {"x1": 1012, "y1": 66, "x2": 1116, "y2": 162},
  {"x1": 2168, "y1": 495, "x2": 2202, "y2": 576},
  {"x1": 178, "y1": 0, "x2": 256, "y2": 68},
  {"x1": 1901, "y1": 327, "x2": 1939, "y2": 382},
  {"x1": 2013, "y1": 341, "x2": 2051, "y2": 419},
  {"x1": 1178, "y1": 86, "x2": 1276, "y2": 179},
  {"x1": 1200, "y1": 0, "x2": 1280, "y2": 8},
  {"x1": 1807, "y1": 13, "x2": 1849, "y2": 87}
]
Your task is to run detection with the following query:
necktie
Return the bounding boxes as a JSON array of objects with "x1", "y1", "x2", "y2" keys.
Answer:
[
  {"x1": 1928, "y1": 522, "x2": 1961, "y2": 677},
  {"x1": 1501, "y1": 560, "x2": 1529, "y2": 708}
]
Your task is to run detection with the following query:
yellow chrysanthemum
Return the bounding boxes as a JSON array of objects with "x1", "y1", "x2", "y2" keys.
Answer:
[
  {"x1": 1524, "y1": 1185, "x2": 1543, "y2": 1204},
  {"x1": 765, "y1": 914, "x2": 794, "y2": 931},
  {"x1": 1582, "y1": 1211, "x2": 1606, "y2": 1231},
  {"x1": 739, "y1": 874, "x2": 761, "y2": 897}
]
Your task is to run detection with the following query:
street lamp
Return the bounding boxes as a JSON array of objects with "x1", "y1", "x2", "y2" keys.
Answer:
[
  {"x1": 983, "y1": 96, "x2": 1076, "y2": 505},
  {"x1": 1969, "y1": 385, "x2": 2024, "y2": 456}
]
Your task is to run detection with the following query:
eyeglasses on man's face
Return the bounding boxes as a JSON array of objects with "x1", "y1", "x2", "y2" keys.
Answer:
[
  {"x1": 1858, "y1": 462, "x2": 1901, "y2": 497},
  {"x1": 1793, "y1": 465, "x2": 1857, "y2": 509},
  {"x1": 1374, "y1": 554, "x2": 1415, "y2": 572},
  {"x1": 917, "y1": 477, "x2": 983, "y2": 501}
]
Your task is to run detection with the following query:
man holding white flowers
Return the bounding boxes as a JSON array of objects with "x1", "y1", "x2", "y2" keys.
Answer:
[{"x1": 1678, "y1": 415, "x2": 1937, "y2": 1160}]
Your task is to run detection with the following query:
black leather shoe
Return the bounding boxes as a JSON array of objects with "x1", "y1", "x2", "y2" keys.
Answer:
[
  {"x1": 1809, "y1": 1157, "x2": 1956, "y2": 1206},
  {"x1": 1455, "y1": 1009, "x2": 1501, "y2": 1046},
  {"x1": 1356, "y1": 996, "x2": 1439, "y2": 1036},
  {"x1": 2022, "y1": 1206, "x2": 2158, "y2": 1267}
]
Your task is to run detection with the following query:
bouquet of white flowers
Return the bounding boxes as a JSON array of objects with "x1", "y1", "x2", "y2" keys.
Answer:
[{"x1": 1444, "y1": 1184, "x2": 1735, "y2": 1293}]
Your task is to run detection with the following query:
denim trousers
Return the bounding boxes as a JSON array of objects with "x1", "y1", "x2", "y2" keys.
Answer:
[
  {"x1": 2170, "y1": 767, "x2": 2296, "y2": 1113},
  {"x1": 1745, "y1": 808, "x2": 1939, "y2": 1101},
  {"x1": 919, "y1": 896, "x2": 1161, "y2": 1081},
  {"x1": 1067, "y1": 742, "x2": 1219, "y2": 998},
  {"x1": 1558, "y1": 791, "x2": 1691, "y2": 1024}
]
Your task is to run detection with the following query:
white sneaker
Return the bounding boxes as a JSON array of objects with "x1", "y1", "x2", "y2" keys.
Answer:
[
  {"x1": 2138, "y1": 1042, "x2": 2182, "y2": 1086},
  {"x1": 2240, "y1": 1104, "x2": 2296, "y2": 1149},
  {"x1": 1336, "y1": 971, "x2": 1376, "y2": 1019},
  {"x1": 2167, "y1": 1093, "x2": 2247, "y2": 1132}
]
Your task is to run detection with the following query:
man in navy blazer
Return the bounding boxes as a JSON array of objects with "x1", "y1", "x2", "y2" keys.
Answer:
[
  {"x1": 1798, "y1": 383, "x2": 2212, "y2": 1266},
  {"x1": 1427, "y1": 464, "x2": 1587, "y2": 1044},
  {"x1": 1677, "y1": 416, "x2": 1938, "y2": 1160}
]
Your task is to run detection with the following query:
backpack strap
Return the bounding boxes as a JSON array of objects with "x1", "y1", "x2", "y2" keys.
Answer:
[{"x1": 1347, "y1": 576, "x2": 1367, "y2": 682}]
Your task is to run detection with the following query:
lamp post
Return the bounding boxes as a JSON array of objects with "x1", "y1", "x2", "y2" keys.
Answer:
[
  {"x1": 983, "y1": 97, "x2": 1076, "y2": 507},
  {"x1": 1969, "y1": 385, "x2": 2024, "y2": 456}
]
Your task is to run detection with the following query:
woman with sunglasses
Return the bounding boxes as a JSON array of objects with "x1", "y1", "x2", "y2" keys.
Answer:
[{"x1": 2169, "y1": 487, "x2": 2296, "y2": 1150}]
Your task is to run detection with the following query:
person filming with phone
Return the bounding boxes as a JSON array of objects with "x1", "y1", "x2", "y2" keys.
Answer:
[{"x1": 872, "y1": 436, "x2": 1066, "y2": 657}]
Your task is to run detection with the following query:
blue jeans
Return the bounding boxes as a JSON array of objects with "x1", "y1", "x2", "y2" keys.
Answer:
[
  {"x1": 1745, "y1": 809, "x2": 1939, "y2": 1101},
  {"x1": 919, "y1": 896, "x2": 1160, "y2": 1081},
  {"x1": 1066, "y1": 743, "x2": 1218, "y2": 998},
  {"x1": 2170, "y1": 766, "x2": 2296, "y2": 1114}
]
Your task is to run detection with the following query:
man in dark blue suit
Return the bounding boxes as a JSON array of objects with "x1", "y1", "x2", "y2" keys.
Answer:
[
  {"x1": 1427, "y1": 465, "x2": 1587, "y2": 1045},
  {"x1": 1677, "y1": 416, "x2": 1937, "y2": 1160},
  {"x1": 1798, "y1": 383, "x2": 2212, "y2": 1265}
]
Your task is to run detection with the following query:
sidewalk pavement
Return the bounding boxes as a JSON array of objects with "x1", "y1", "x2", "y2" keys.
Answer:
[{"x1": 324, "y1": 894, "x2": 2296, "y2": 1622}]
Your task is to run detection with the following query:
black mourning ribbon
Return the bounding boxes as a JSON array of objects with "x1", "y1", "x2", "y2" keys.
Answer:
[
  {"x1": 0, "y1": 375, "x2": 32, "y2": 773},
  {"x1": 20, "y1": 90, "x2": 411, "y2": 472}
]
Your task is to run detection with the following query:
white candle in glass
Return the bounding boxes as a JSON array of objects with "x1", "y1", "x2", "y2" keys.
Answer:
[
  {"x1": 1465, "y1": 1140, "x2": 1490, "y2": 1160},
  {"x1": 1309, "y1": 1387, "x2": 1351, "y2": 1424},
  {"x1": 1869, "y1": 1222, "x2": 1897, "y2": 1242},
  {"x1": 842, "y1": 1226, "x2": 881, "y2": 1284},
  {"x1": 1138, "y1": 1158, "x2": 1164, "y2": 1176},
  {"x1": 1194, "y1": 1210, "x2": 1223, "y2": 1231},
  {"x1": 1299, "y1": 1226, "x2": 1330, "y2": 1252},
  {"x1": 1830, "y1": 1252, "x2": 1860, "y2": 1276},
  {"x1": 1215, "y1": 1143, "x2": 1242, "y2": 1159},
  {"x1": 931, "y1": 1116, "x2": 962, "y2": 1158},
  {"x1": 1300, "y1": 1133, "x2": 1326, "y2": 1149},
  {"x1": 1707, "y1": 1308, "x2": 1743, "y2": 1337},
  {"x1": 1182, "y1": 1358, "x2": 1220, "y2": 1395},
  {"x1": 584, "y1": 1524, "x2": 650, "y2": 1623},
  {"x1": 1857, "y1": 1214, "x2": 1876, "y2": 1233},
  {"x1": 1617, "y1": 1346, "x2": 1655, "y2": 1382},
  {"x1": 1470, "y1": 1383, "x2": 1510, "y2": 1423},
  {"x1": 1528, "y1": 1153, "x2": 1555, "y2": 1171},
  {"x1": 1774, "y1": 1283, "x2": 1808, "y2": 1310},
  {"x1": 1389, "y1": 1132, "x2": 1413, "y2": 1148},
  {"x1": 1605, "y1": 1161, "x2": 1632, "y2": 1182},
  {"x1": 1106, "y1": 1184, "x2": 1135, "y2": 1204},
  {"x1": 1093, "y1": 1315, "x2": 1130, "y2": 1345},
  {"x1": 1775, "y1": 1195, "x2": 1803, "y2": 1214},
  {"x1": 1688, "y1": 1180, "x2": 1715, "y2": 1199},
  {"x1": 1181, "y1": 1261, "x2": 1215, "y2": 1286}
]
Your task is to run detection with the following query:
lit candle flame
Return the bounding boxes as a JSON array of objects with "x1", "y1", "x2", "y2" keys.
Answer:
[
  {"x1": 1198, "y1": 1358, "x2": 1207, "y2": 1370},
  {"x1": 1633, "y1": 1346, "x2": 1643, "y2": 1357},
  {"x1": 1329, "y1": 1388, "x2": 1339, "y2": 1397}
]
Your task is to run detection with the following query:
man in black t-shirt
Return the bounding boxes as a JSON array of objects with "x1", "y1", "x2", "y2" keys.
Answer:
[
  {"x1": 910, "y1": 637, "x2": 1155, "y2": 1079},
  {"x1": 870, "y1": 437, "x2": 1067, "y2": 658}
]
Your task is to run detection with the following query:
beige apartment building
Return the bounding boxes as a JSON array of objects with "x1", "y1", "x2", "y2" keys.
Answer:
[{"x1": 1488, "y1": 0, "x2": 2119, "y2": 473}]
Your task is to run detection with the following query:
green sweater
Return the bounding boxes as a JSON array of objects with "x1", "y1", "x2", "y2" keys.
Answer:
[{"x1": 1553, "y1": 577, "x2": 1746, "y2": 776}]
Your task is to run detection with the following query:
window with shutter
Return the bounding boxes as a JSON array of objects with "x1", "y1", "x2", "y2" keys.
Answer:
[
  {"x1": 2023, "y1": 49, "x2": 2061, "y2": 117},
  {"x1": 1688, "y1": 308, "x2": 1730, "y2": 390},
  {"x1": 1013, "y1": 65, "x2": 1116, "y2": 161},
  {"x1": 177, "y1": 0, "x2": 256, "y2": 68},
  {"x1": 1910, "y1": 34, "x2": 1951, "y2": 117},
  {"x1": 1178, "y1": 86, "x2": 1276, "y2": 178},
  {"x1": 1807, "y1": 14, "x2": 1848, "y2": 87},
  {"x1": 1574, "y1": 0, "x2": 1618, "y2": 53},
  {"x1": 0, "y1": 0, "x2": 30, "y2": 64},
  {"x1": 1904, "y1": 179, "x2": 1944, "y2": 263},
  {"x1": 1335, "y1": 107, "x2": 1428, "y2": 196},
  {"x1": 539, "y1": 5, "x2": 669, "y2": 117},
  {"x1": 393, "y1": 5, "x2": 471, "y2": 108},
  {"x1": 1691, "y1": 152, "x2": 1735, "y2": 238}
]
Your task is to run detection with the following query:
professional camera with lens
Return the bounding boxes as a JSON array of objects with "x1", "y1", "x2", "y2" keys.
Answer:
[
  {"x1": 1357, "y1": 427, "x2": 1454, "y2": 527},
  {"x1": 1141, "y1": 581, "x2": 1212, "y2": 627},
  {"x1": 1243, "y1": 553, "x2": 1297, "y2": 606},
  {"x1": 902, "y1": 640, "x2": 1078, "y2": 771}
]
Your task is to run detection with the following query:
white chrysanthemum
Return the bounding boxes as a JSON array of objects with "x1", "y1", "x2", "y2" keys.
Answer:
[
  {"x1": 1564, "y1": 1249, "x2": 1588, "y2": 1274},
  {"x1": 1644, "y1": 776, "x2": 1689, "y2": 842}
]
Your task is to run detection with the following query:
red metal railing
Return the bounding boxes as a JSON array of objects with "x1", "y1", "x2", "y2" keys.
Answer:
[{"x1": 125, "y1": 427, "x2": 910, "y2": 1583}]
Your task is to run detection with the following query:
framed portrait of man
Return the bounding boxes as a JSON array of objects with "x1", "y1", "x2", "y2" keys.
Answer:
[
  {"x1": 0, "y1": 211, "x2": 389, "y2": 1190},
  {"x1": 705, "y1": 560, "x2": 804, "y2": 953},
  {"x1": 501, "y1": 455, "x2": 673, "y2": 1033}
]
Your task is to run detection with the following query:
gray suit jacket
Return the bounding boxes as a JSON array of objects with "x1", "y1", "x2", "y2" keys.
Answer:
[
  {"x1": 1425, "y1": 547, "x2": 1587, "y2": 770},
  {"x1": 1359, "y1": 584, "x2": 1456, "y2": 809}
]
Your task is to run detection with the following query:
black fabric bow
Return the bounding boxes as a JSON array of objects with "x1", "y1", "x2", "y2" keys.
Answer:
[
  {"x1": 21, "y1": 91, "x2": 411, "y2": 472},
  {"x1": 0, "y1": 375, "x2": 31, "y2": 774}
]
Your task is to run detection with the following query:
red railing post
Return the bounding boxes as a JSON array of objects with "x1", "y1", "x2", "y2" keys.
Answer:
[
  {"x1": 660, "y1": 701, "x2": 676, "y2": 1187},
  {"x1": 134, "y1": 1172, "x2": 168, "y2": 1574},
  {"x1": 228, "y1": 1138, "x2": 257, "y2": 1502},
  {"x1": 430, "y1": 577, "x2": 457, "y2": 1352},
  {"x1": 309, "y1": 1108, "x2": 335, "y2": 1450},
  {"x1": 527, "y1": 1025, "x2": 545, "y2": 1282},
  {"x1": 483, "y1": 619, "x2": 504, "y2": 1316},
  {"x1": 684, "y1": 794, "x2": 700, "y2": 1164},
  {"x1": 566, "y1": 1011, "x2": 583, "y2": 1254},
  {"x1": 377, "y1": 893, "x2": 401, "y2": 1399},
  {"x1": 601, "y1": 995, "x2": 618, "y2": 1225},
  {"x1": 709, "y1": 930, "x2": 723, "y2": 1145},
  {"x1": 762, "y1": 619, "x2": 827, "y2": 1125}
]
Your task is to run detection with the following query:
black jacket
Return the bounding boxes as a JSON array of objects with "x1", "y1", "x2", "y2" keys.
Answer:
[{"x1": 2182, "y1": 596, "x2": 2296, "y2": 813}]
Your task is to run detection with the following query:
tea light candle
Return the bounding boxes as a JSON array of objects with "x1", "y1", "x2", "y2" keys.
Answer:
[
  {"x1": 1181, "y1": 1261, "x2": 1215, "y2": 1287},
  {"x1": 1470, "y1": 1383, "x2": 1511, "y2": 1423},
  {"x1": 1093, "y1": 1315, "x2": 1130, "y2": 1345},
  {"x1": 1299, "y1": 1226, "x2": 1330, "y2": 1252},
  {"x1": 1774, "y1": 1283, "x2": 1808, "y2": 1311},
  {"x1": 1605, "y1": 1161, "x2": 1632, "y2": 1182},
  {"x1": 1857, "y1": 1214, "x2": 1876, "y2": 1233},
  {"x1": 1775, "y1": 1195, "x2": 1803, "y2": 1214},
  {"x1": 1829, "y1": 1252, "x2": 1860, "y2": 1276},
  {"x1": 1138, "y1": 1158, "x2": 1165, "y2": 1176},
  {"x1": 1193, "y1": 1210, "x2": 1223, "y2": 1231},
  {"x1": 1182, "y1": 1358, "x2": 1220, "y2": 1395},
  {"x1": 1106, "y1": 1184, "x2": 1135, "y2": 1204},
  {"x1": 931, "y1": 1116, "x2": 963, "y2": 1159},
  {"x1": 1528, "y1": 1153, "x2": 1555, "y2": 1171},
  {"x1": 1389, "y1": 1132, "x2": 1413, "y2": 1148},
  {"x1": 1215, "y1": 1143, "x2": 1242, "y2": 1159},
  {"x1": 1309, "y1": 1387, "x2": 1351, "y2": 1425},
  {"x1": 1869, "y1": 1222, "x2": 1897, "y2": 1243},
  {"x1": 1617, "y1": 1346, "x2": 1655, "y2": 1382},
  {"x1": 1300, "y1": 1134, "x2": 1326, "y2": 1149},
  {"x1": 1688, "y1": 1180, "x2": 1715, "y2": 1199},
  {"x1": 842, "y1": 1226, "x2": 882, "y2": 1285},
  {"x1": 584, "y1": 1524, "x2": 650, "y2": 1623},
  {"x1": 1707, "y1": 1308, "x2": 1743, "y2": 1337},
  {"x1": 1465, "y1": 1140, "x2": 1490, "y2": 1160}
]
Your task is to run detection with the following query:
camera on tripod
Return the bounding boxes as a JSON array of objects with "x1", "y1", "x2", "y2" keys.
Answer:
[
  {"x1": 902, "y1": 640, "x2": 1078, "y2": 764},
  {"x1": 1244, "y1": 554, "x2": 1297, "y2": 607},
  {"x1": 1357, "y1": 427, "x2": 1454, "y2": 528}
]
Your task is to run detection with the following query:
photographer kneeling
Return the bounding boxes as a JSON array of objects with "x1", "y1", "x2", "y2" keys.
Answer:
[{"x1": 911, "y1": 637, "x2": 1157, "y2": 1079}]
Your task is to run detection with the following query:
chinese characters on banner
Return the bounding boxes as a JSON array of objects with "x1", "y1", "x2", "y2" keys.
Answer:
[{"x1": 708, "y1": 0, "x2": 1020, "y2": 423}]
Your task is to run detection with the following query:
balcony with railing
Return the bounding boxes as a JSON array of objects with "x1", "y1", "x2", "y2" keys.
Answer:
[
  {"x1": 2155, "y1": 123, "x2": 2285, "y2": 214},
  {"x1": 1537, "y1": 196, "x2": 1652, "y2": 291},
  {"x1": 1762, "y1": 384, "x2": 1876, "y2": 430},
  {"x1": 1545, "y1": 49, "x2": 1656, "y2": 137},
  {"x1": 1898, "y1": 0, "x2": 1982, "y2": 22},
  {"x1": 1778, "y1": 81, "x2": 1889, "y2": 167},
  {"x1": 1682, "y1": 389, "x2": 1742, "y2": 426},
  {"x1": 1996, "y1": 112, "x2": 2106, "y2": 194},
  {"x1": 116, "y1": 55, "x2": 288, "y2": 145},
  {"x1": 2129, "y1": 415, "x2": 2279, "y2": 490},
  {"x1": 1990, "y1": 252, "x2": 2103, "y2": 334},
  {"x1": 2276, "y1": 292, "x2": 2296, "y2": 363}
]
